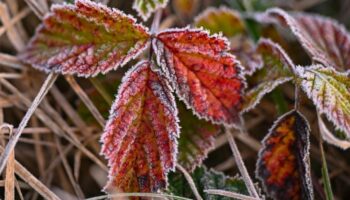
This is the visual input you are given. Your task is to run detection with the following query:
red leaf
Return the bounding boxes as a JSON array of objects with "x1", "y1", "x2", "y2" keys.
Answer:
[
  {"x1": 101, "y1": 61, "x2": 179, "y2": 192},
  {"x1": 263, "y1": 8, "x2": 350, "y2": 72},
  {"x1": 153, "y1": 28, "x2": 245, "y2": 126},
  {"x1": 256, "y1": 110, "x2": 313, "y2": 200},
  {"x1": 20, "y1": 0, "x2": 150, "y2": 77}
]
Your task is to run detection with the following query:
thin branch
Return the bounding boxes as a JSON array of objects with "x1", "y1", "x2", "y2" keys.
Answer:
[
  {"x1": 225, "y1": 128, "x2": 260, "y2": 199},
  {"x1": 176, "y1": 164, "x2": 203, "y2": 200},
  {"x1": 0, "y1": 73, "x2": 58, "y2": 174},
  {"x1": 204, "y1": 189, "x2": 259, "y2": 200}
]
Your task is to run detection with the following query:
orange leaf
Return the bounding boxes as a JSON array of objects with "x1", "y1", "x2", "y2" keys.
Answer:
[{"x1": 256, "y1": 110, "x2": 313, "y2": 200}]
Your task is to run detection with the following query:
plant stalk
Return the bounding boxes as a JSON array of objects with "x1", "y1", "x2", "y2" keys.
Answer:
[{"x1": 225, "y1": 128, "x2": 260, "y2": 199}]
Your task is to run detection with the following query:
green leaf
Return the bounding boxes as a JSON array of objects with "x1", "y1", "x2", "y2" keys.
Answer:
[
  {"x1": 297, "y1": 64, "x2": 350, "y2": 140},
  {"x1": 20, "y1": 0, "x2": 150, "y2": 77},
  {"x1": 168, "y1": 167, "x2": 248, "y2": 200},
  {"x1": 242, "y1": 38, "x2": 293, "y2": 112},
  {"x1": 133, "y1": 0, "x2": 168, "y2": 21},
  {"x1": 177, "y1": 103, "x2": 220, "y2": 172}
]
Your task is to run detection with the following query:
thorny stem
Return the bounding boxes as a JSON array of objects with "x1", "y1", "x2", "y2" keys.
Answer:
[
  {"x1": 0, "y1": 73, "x2": 58, "y2": 175},
  {"x1": 225, "y1": 128, "x2": 260, "y2": 199},
  {"x1": 176, "y1": 164, "x2": 203, "y2": 200}
]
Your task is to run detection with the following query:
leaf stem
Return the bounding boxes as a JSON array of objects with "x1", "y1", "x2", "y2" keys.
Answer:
[
  {"x1": 0, "y1": 72, "x2": 58, "y2": 175},
  {"x1": 318, "y1": 117, "x2": 334, "y2": 200},
  {"x1": 294, "y1": 84, "x2": 301, "y2": 111},
  {"x1": 176, "y1": 164, "x2": 203, "y2": 200},
  {"x1": 225, "y1": 128, "x2": 260, "y2": 199}
]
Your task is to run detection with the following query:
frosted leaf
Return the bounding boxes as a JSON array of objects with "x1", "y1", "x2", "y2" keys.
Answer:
[
  {"x1": 101, "y1": 61, "x2": 179, "y2": 193},
  {"x1": 153, "y1": 27, "x2": 246, "y2": 126},
  {"x1": 263, "y1": 8, "x2": 350, "y2": 72},
  {"x1": 242, "y1": 38, "x2": 294, "y2": 112},
  {"x1": 256, "y1": 110, "x2": 313, "y2": 200},
  {"x1": 195, "y1": 7, "x2": 263, "y2": 75},
  {"x1": 296, "y1": 65, "x2": 350, "y2": 138},
  {"x1": 20, "y1": 0, "x2": 150, "y2": 77}
]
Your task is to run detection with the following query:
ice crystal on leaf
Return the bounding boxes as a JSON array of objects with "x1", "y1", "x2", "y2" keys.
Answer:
[
  {"x1": 20, "y1": 0, "x2": 150, "y2": 77},
  {"x1": 242, "y1": 38, "x2": 293, "y2": 112},
  {"x1": 296, "y1": 65, "x2": 350, "y2": 139},
  {"x1": 256, "y1": 110, "x2": 313, "y2": 200},
  {"x1": 195, "y1": 7, "x2": 262, "y2": 75},
  {"x1": 101, "y1": 61, "x2": 179, "y2": 193},
  {"x1": 153, "y1": 28, "x2": 246, "y2": 126},
  {"x1": 263, "y1": 8, "x2": 350, "y2": 72}
]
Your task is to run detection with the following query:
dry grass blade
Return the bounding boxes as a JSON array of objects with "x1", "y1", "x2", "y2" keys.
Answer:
[
  {"x1": 54, "y1": 136, "x2": 85, "y2": 199},
  {"x1": 65, "y1": 76, "x2": 105, "y2": 127},
  {"x1": 0, "y1": 53, "x2": 26, "y2": 69},
  {"x1": 23, "y1": 0, "x2": 47, "y2": 19},
  {"x1": 225, "y1": 128, "x2": 260, "y2": 199},
  {"x1": 0, "y1": 146, "x2": 61, "y2": 200},
  {"x1": 204, "y1": 189, "x2": 260, "y2": 200},
  {"x1": 0, "y1": 73, "x2": 58, "y2": 175},
  {"x1": 0, "y1": 2, "x2": 26, "y2": 51},
  {"x1": 0, "y1": 7, "x2": 31, "y2": 38},
  {"x1": 1, "y1": 124, "x2": 15, "y2": 200}
]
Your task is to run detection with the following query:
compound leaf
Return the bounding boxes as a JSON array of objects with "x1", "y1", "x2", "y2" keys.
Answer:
[
  {"x1": 256, "y1": 110, "x2": 313, "y2": 200},
  {"x1": 242, "y1": 38, "x2": 293, "y2": 112},
  {"x1": 168, "y1": 166, "x2": 248, "y2": 200},
  {"x1": 101, "y1": 61, "x2": 179, "y2": 193},
  {"x1": 177, "y1": 103, "x2": 220, "y2": 172},
  {"x1": 296, "y1": 64, "x2": 350, "y2": 139},
  {"x1": 195, "y1": 7, "x2": 262, "y2": 75},
  {"x1": 20, "y1": 0, "x2": 150, "y2": 77},
  {"x1": 153, "y1": 28, "x2": 246, "y2": 126},
  {"x1": 264, "y1": 8, "x2": 350, "y2": 72},
  {"x1": 133, "y1": 0, "x2": 168, "y2": 21}
]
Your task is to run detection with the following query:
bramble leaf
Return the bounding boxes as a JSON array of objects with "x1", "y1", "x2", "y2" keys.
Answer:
[
  {"x1": 242, "y1": 38, "x2": 293, "y2": 112},
  {"x1": 318, "y1": 115, "x2": 350, "y2": 150},
  {"x1": 177, "y1": 103, "x2": 220, "y2": 172},
  {"x1": 195, "y1": 7, "x2": 246, "y2": 38},
  {"x1": 264, "y1": 8, "x2": 350, "y2": 72},
  {"x1": 296, "y1": 65, "x2": 350, "y2": 140},
  {"x1": 168, "y1": 166, "x2": 248, "y2": 200},
  {"x1": 153, "y1": 28, "x2": 246, "y2": 126},
  {"x1": 195, "y1": 7, "x2": 262, "y2": 75},
  {"x1": 133, "y1": 0, "x2": 168, "y2": 21},
  {"x1": 256, "y1": 110, "x2": 313, "y2": 200},
  {"x1": 101, "y1": 61, "x2": 179, "y2": 193},
  {"x1": 20, "y1": 0, "x2": 150, "y2": 77}
]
